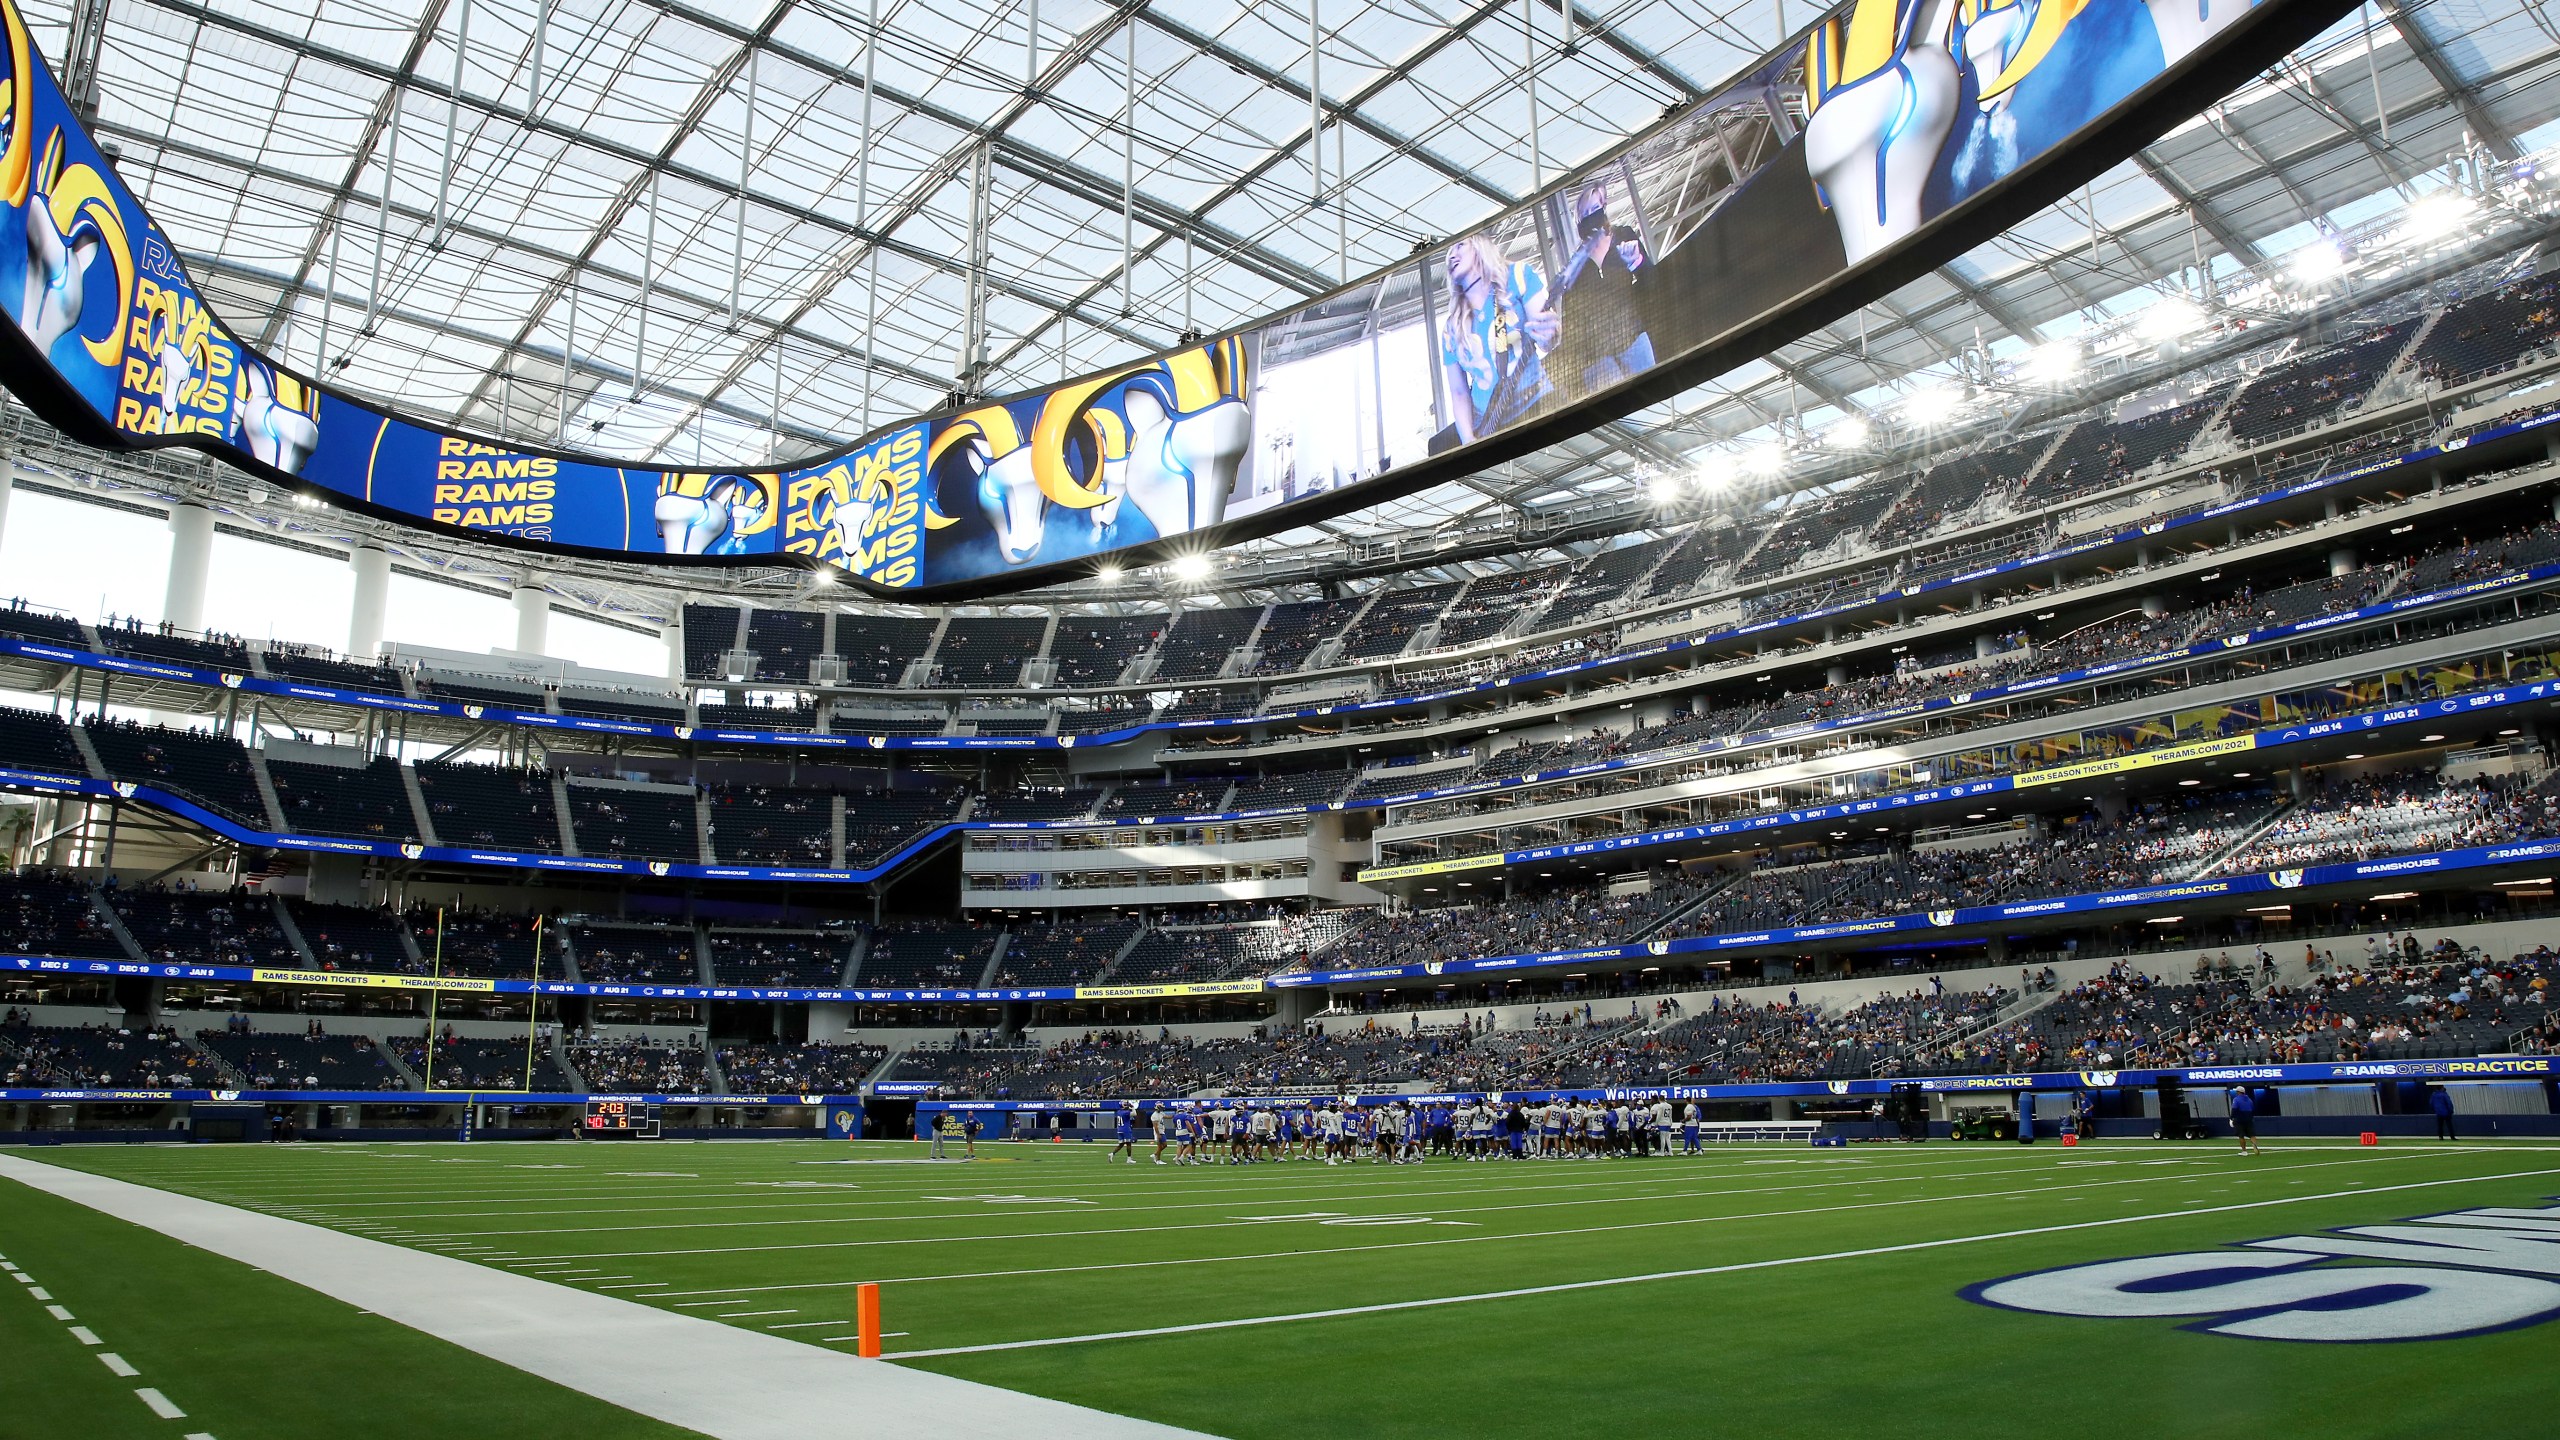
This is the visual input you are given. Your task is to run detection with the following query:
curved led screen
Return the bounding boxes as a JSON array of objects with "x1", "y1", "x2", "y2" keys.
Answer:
[{"x1": 0, "y1": 0, "x2": 2349, "y2": 598}]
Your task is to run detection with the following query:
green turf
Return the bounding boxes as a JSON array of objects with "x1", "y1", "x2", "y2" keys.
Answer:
[
  {"x1": 13, "y1": 1136, "x2": 2560, "y2": 1438},
  {"x1": 0, "y1": 1164, "x2": 709, "y2": 1440}
]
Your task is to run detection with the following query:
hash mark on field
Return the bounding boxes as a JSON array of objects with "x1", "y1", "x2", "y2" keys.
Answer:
[
  {"x1": 766, "y1": 1320, "x2": 850, "y2": 1329},
  {"x1": 726, "y1": 1310, "x2": 795, "y2": 1318},
  {"x1": 28, "y1": 1287, "x2": 52, "y2": 1300},
  {"x1": 69, "y1": 1327, "x2": 99, "y2": 1345},
  {"x1": 134, "y1": 1388, "x2": 187, "y2": 1419},
  {"x1": 45, "y1": 1304, "x2": 72, "y2": 1320},
  {"x1": 100, "y1": 1353, "x2": 140, "y2": 1378}
]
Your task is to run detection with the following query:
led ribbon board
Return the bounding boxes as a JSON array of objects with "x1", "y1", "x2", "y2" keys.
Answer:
[{"x1": 0, "y1": 0, "x2": 2355, "y2": 598}]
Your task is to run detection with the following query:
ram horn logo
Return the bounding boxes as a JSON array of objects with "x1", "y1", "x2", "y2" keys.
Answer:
[
  {"x1": 2224, "y1": 635, "x2": 2251, "y2": 649},
  {"x1": 1826, "y1": 1081, "x2": 1850, "y2": 1095},
  {"x1": 2269, "y1": 868, "x2": 2306, "y2": 889},
  {"x1": 801, "y1": 1094, "x2": 823, "y2": 1105},
  {"x1": 2080, "y1": 1071, "x2": 2118, "y2": 1088},
  {"x1": 673, "y1": 726, "x2": 693, "y2": 741},
  {"x1": 112, "y1": 781, "x2": 138, "y2": 798},
  {"x1": 1927, "y1": 909, "x2": 1957, "y2": 927},
  {"x1": 866, "y1": 736, "x2": 887, "y2": 749},
  {"x1": 211, "y1": 1090, "x2": 242, "y2": 1101},
  {"x1": 1423, "y1": 961, "x2": 1445, "y2": 976},
  {"x1": 219, "y1": 673, "x2": 246, "y2": 689},
  {"x1": 1059, "y1": 735, "x2": 1077, "y2": 749},
  {"x1": 400, "y1": 843, "x2": 426, "y2": 860},
  {"x1": 462, "y1": 704, "x2": 485, "y2": 720},
  {"x1": 2441, "y1": 435, "x2": 2470, "y2": 452},
  {"x1": 1647, "y1": 941, "x2": 1671, "y2": 956},
  {"x1": 647, "y1": 861, "x2": 672, "y2": 877}
]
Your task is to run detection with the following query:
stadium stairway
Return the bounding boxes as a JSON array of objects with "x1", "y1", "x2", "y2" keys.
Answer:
[
  {"x1": 246, "y1": 752, "x2": 292, "y2": 832},
  {"x1": 906, "y1": 615, "x2": 953, "y2": 687},
  {"x1": 553, "y1": 928, "x2": 586, "y2": 984},
  {"x1": 2171, "y1": 799, "x2": 2297, "y2": 882},
  {"x1": 694, "y1": 792, "x2": 719, "y2": 864},
  {"x1": 839, "y1": 930, "x2": 868, "y2": 987},
  {"x1": 550, "y1": 774, "x2": 580, "y2": 856},
  {"x1": 977, "y1": 932, "x2": 1011, "y2": 988},
  {"x1": 377, "y1": 1039, "x2": 423, "y2": 1088},
  {"x1": 693, "y1": 929, "x2": 717, "y2": 986},
  {"x1": 703, "y1": 1045, "x2": 730, "y2": 1096},
  {"x1": 82, "y1": 886, "x2": 147, "y2": 963},
  {"x1": 552, "y1": 1035, "x2": 587, "y2": 1092},
  {"x1": 1880, "y1": 984, "x2": 2059, "y2": 1076},
  {"x1": 398, "y1": 763, "x2": 440, "y2": 845},
  {"x1": 1625, "y1": 868, "x2": 1751, "y2": 943},
  {"x1": 65, "y1": 723, "x2": 109, "y2": 781},
  {"x1": 179, "y1": 1033, "x2": 245, "y2": 1086},
  {"x1": 267, "y1": 895, "x2": 320, "y2": 966},
  {"x1": 828, "y1": 796, "x2": 849, "y2": 869}
]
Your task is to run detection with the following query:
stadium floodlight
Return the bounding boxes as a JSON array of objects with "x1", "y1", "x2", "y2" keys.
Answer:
[
  {"x1": 1691, "y1": 453, "x2": 1736, "y2": 493},
  {"x1": 2403, "y1": 192, "x2": 2475, "y2": 243},
  {"x1": 2287, "y1": 239, "x2": 2347, "y2": 284},
  {"x1": 1096, "y1": 563, "x2": 1125, "y2": 585},
  {"x1": 1899, "y1": 384, "x2": 1962, "y2": 425},
  {"x1": 1169, "y1": 553, "x2": 1215, "y2": 582},
  {"x1": 2023, "y1": 340, "x2": 2081, "y2": 383},
  {"x1": 1743, "y1": 442, "x2": 1787, "y2": 476},
  {"x1": 1826, "y1": 416, "x2": 1872, "y2": 448},
  {"x1": 2136, "y1": 296, "x2": 2203, "y2": 343},
  {"x1": 1647, "y1": 473, "x2": 1686, "y2": 505}
]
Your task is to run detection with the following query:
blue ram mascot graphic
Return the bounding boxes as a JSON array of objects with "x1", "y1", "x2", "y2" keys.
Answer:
[
  {"x1": 1805, "y1": 0, "x2": 2257, "y2": 263},
  {"x1": 656, "y1": 471, "x2": 776, "y2": 556},
  {"x1": 925, "y1": 336, "x2": 1250, "y2": 568}
]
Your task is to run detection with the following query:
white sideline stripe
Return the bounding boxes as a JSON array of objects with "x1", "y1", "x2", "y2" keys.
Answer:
[
  {"x1": 885, "y1": 1165, "x2": 2560, "y2": 1358},
  {"x1": 100, "y1": 1352, "x2": 140, "y2": 1377},
  {"x1": 0, "y1": 1154, "x2": 1205, "y2": 1440},
  {"x1": 135, "y1": 1388, "x2": 187, "y2": 1419}
]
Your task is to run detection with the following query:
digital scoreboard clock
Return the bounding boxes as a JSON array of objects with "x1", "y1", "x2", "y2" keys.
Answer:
[{"x1": 582, "y1": 1099, "x2": 661, "y2": 1137}]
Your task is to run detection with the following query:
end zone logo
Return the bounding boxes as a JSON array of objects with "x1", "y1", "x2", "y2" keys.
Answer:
[{"x1": 1966, "y1": 1201, "x2": 2560, "y2": 1341}]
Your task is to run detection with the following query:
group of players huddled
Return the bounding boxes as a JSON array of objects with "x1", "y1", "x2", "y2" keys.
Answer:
[{"x1": 1111, "y1": 1097, "x2": 1712, "y2": 1165}]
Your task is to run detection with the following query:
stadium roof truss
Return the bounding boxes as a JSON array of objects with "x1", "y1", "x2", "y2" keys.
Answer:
[{"x1": 11, "y1": 0, "x2": 2560, "y2": 622}]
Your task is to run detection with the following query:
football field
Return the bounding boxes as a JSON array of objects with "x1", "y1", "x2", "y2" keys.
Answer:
[{"x1": 5, "y1": 1137, "x2": 2556, "y2": 1438}]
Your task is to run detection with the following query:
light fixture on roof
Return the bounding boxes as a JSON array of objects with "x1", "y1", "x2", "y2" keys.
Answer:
[
  {"x1": 1900, "y1": 384, "x2": 1963, "y2": 425},
  {"x1": 2136, "y1": 297, "x2": 2204, "y2": 344},
  {"x1": 1169, "y1": 553, "x2": 1214, "y2": 582},
  {"x1": 1096, "y1": 563, "x2": 1124, "y2": 585},
  {"x1": 2287, "y1": 239, "x2": 2347, "y2": 285},
  {"x1": 2023, "y1": 340, "x2": 2081, "y2": 383},
  {"x1": 1827, "y1": 416, "x2": 1872, "y2": 449},
  {"x1": 1648, "y1": 472, "x2": 1686, "y2": 505},
  {"x1": 2403, "y1": 192, "x2": 2476, "y2": 243},
  {"x1": 1744, "y1": 442, "x2": 1787, "y2": 476}
]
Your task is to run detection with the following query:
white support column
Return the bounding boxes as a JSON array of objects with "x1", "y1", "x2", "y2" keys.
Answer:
[
  {"x1": 0, "y1": 458, "x2": 14, "y2": 559},
  {"x1": 512, "y1": 581, "x2": 551, "y2": 656},
  {"x1": 163, "y1": 501, "x2": 214, "y2": 633},
  {"x1": 348, "y1": 544, "x2": 390, "y2": 657},
  {"x1": 664, "y1": 610, "x2": 686, "y2": 684}
]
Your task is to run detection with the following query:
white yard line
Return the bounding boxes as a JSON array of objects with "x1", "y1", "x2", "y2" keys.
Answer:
[
  {"x1": 0, "y1": 1153, "x2": 1206, "y2": 1440},
  {"x1": 888, "y1": 1165, "x2": 2560, "y2": 1358},
  {"x1": 521, "y1": 1149, "x2": 2463, "y2": 1264}
]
